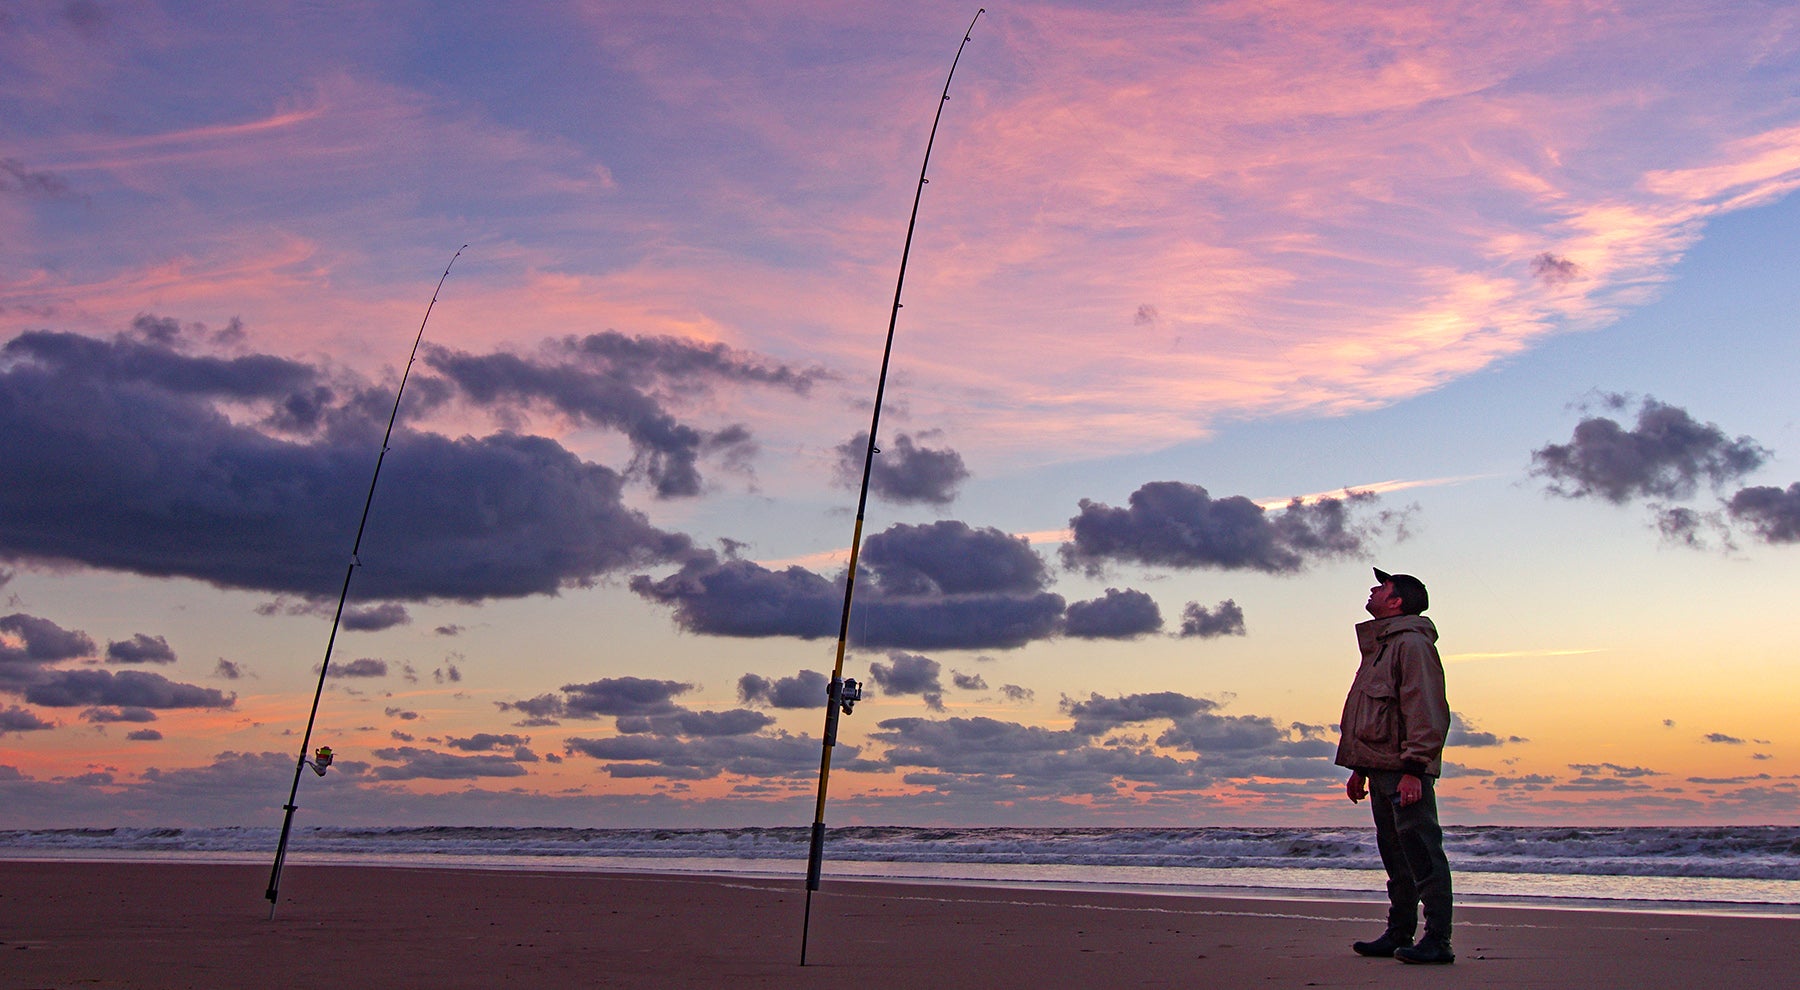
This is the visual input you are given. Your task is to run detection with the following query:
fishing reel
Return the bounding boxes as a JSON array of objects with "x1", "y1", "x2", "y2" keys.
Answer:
[
  {"x1": 838, "y1": 678, "x2": 863, "y2": 715},
  {"x1": 304, "y1": 746, "x2": 335, "y2": 776}
]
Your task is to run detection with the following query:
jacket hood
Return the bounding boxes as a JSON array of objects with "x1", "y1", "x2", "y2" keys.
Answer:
[{"x1": 1355, "y1": 613, "x2": 1438, "y2": 653}]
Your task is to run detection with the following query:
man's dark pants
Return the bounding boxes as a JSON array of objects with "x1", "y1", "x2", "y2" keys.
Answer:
[{"x1": 1365, "y1": 769, "x2": 1453, "y2": 942}]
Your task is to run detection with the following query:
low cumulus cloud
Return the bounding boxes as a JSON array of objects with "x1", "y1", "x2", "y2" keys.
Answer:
[
  {"x1": 870, "y1": 689, "x2": 1335, "y2": 801},
  {"x1": 1063, "y1": 588, "x2": 1163, "y2": 639},
  {"x1": 615, "y1": 709, "x2": 774, "y2": 737},
  {"x1": 738, "y1": 669, "x2": 828, "y2": 709},
  {"x1": 835, "y1": 431, "x2": 970, "y2": 506},
  {"x1": 1177, "y1": 599, "x2": 1246, "y2": 639},
  {"x1": 1446, "y1": 712, "x2": 1526, "y2": 748},
  {"x1": 105, "y1": 634, "x2": 176, "y2": 665},
  {"x1": 332, "y1": 658, "x2": 388, "y2": 678},
  {"x1": 631, "y1": 521, "x2": 1066, "y2": 650},
  {"x1": 564, "y1": 731, "x2": 858, "y2": 781},
  {"x1": 1727, "y1": 484, "x2": 1800, "y2": 544},
  {"x1": 0, "y1": 612, "x2": 232, "y2": 716},
  {"x1": 421, "y1": 331, "x2": 824, "y2": 499},
  {"x1": 497, "y1": 676, "x2": 694, "y2": 722},
  {"x1": 1061, "y1": 691, "x2": 1217, "y2": 734},
  {"x1": 1530, "y1": 251, "x2": 1582, "y2": 287},
  {"x1": 1531, "y1": 395, "x2": 1765, "y2": 503},
  {"x1": 369, "y1": 746, "x2": 530, "y2": 781},
  {"x1": 81, "y1": 706, "x2": 157, "y2": 723},
  {"x1": 0, "y1": 320, "x2": 779, "y2": 603},
  {"x1": 1061, "y1": 482, "x2": 1383, "y2": 576},
  {"x1": 24, "y1": 669, "x2": 233, "y2": 709},
  {"x1": 1, "y1": 705, "x2": 56, "y2": 734},
  {"x1": 867, "y1": 652, "x2": 944, "y2": 710},
  {"x1": 1530, "y1": 395, "x2": 1800, "y2": 550},
  {"x1": 341, "y1": 603, "x2": 412, "y2": 632}
]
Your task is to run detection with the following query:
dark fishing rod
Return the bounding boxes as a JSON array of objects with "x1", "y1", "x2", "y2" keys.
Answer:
[
  {"x1": 265, "y1": 245, "x2": 467, "y2": 918},
  {"x1": 799, "y1": 9, "x2": 984, "y2": 965}
]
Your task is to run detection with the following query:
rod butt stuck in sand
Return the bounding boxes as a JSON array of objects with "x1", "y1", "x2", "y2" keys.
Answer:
[
  {"x1": 799, "y1": 9, "x2": 984, "y2": 965},
  {"x1": 265, "y1": 246, "x2": 467, "y2": 918}
]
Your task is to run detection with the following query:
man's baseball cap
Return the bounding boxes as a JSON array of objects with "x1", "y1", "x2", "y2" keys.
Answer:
[{"x1": 1373, "y1": 567, "x2": 1429, "y2": 613}]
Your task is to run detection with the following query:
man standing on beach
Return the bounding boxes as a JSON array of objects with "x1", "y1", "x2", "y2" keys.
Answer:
[{"x1": 1336, "y1": 567, "x2": 1454, "y2": 965}]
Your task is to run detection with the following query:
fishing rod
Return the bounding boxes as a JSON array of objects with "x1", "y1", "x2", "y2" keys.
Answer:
[
  {"x1": 265, "y1": 245, "x2": 467, "y2": 918},
  {"x1": 799, "y1": 10, "x2": 984, "y2": 965}
]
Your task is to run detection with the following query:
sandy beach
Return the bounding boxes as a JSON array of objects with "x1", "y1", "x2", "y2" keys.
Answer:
[{"x1": 1, "y1": 861, "x2": 1793, "y2": 988}]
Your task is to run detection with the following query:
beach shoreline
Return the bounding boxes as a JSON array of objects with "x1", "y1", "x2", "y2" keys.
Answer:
[{"x1": 3, "y1": 860, "x2": 1795, "y2": 988}]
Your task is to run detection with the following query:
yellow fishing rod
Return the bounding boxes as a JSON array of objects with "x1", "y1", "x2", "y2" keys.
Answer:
[{"x1": 800, "y1": 9, "x2": 985, "y2": 966}]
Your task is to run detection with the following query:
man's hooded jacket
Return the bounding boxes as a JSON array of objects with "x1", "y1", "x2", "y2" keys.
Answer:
[{"x1": 1334, "y1": 614, "x2": 1450, "y2": 777}]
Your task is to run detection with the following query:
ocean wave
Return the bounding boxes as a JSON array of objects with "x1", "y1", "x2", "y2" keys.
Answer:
[{"x1": 5, "y1": 825, "x2": 1800, "y2": 881}]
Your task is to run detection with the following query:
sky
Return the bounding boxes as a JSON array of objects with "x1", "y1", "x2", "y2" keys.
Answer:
[{"x1": 4, "y1": 0, "x2": 1800, "y2": 831}]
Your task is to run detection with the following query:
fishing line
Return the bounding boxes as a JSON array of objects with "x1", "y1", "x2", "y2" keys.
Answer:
[
  {"x1": 799, "y1": 9, "x2": 985, "y2": 965},
  {"x1": 264, "y1": 245, "x2": 467, "y2": 918}
]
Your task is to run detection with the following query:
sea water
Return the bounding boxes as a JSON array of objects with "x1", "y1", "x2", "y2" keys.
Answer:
[{"x1": 5, "y1": 824, "x2": 1798, "y2": 915}]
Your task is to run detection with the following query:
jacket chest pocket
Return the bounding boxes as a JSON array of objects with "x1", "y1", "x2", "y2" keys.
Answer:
[{"x1": 1356, "y1": 675, "x2": 1400, "y2": 745}]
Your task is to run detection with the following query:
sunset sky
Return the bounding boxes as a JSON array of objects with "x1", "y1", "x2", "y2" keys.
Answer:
[{"x1": 5, "y1": 0, "x2": 1800, "y2": 831}]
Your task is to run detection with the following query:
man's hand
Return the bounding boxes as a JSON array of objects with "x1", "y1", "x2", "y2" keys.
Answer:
[
  {"x1": 1397, "y1": 773, "x2": 1423, "y2": 807},
  {"x1": 1345, "y1": 771, "x2": 1367, "y2": 803}
]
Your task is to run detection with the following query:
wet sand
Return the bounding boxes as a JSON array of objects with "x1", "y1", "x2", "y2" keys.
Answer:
[{"x1": 1, "y1": 860, "x2": 1792, "y2": 988}]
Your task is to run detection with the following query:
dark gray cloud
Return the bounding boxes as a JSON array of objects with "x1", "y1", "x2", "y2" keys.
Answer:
[
  {"x1": 1531, "y1": 396, "x2": 1766, "y2": 504},
  {"x1": 868, "y1": 697, "x2": 1336, "y2": 801},
  {"x1": 615, "y1": 708, "x2": 775, "y2": 737},
  {"x1": 1569, "y1": 762, "x2": 1661, "y2": 778},
  {"x1": 1178, "y1": 599, "x2": 1246, "y2": 639},
  {"x1": 560, "y1": 677, "x2": 693, "y2": 718},
  {"x1": 214, "y1": 659, "x2": 244, "y2": 679},
  {"x1": 564, "y1": 731, "x2": 855, "y2": 781},
  {"x1": 1063, "y1": 588, "x2": 1163, "y2": 639},
  {"x1": 0, "y1": 613, "x2": 231, "y2": 716},
  {"x1": 0, "y1": 157, "x2": 77, "y2": 199},
  {"x1": 0, "y1": 322, "x2": 703, "y2": 602},
  {"x1": 738, "y1": 669, "x2": 828, "y2": 709},
  {"x1": 1, "y1": 705, "x2": 55, "y2": 734},
  {"x1": 951, "y1": 671, "x2": 987, "y2": 691},
  {"x1": 1704, "y1": 732, "x2": 1746, "y2": 744},
  {"x1": 105, "y1": 633, "x2": 177, "y2": 665},
  {"x1": 630, "y1": 555, "x2": 839, "y2": 639},
  {"x1": 422, "y1": 332, "x2": 823, "y2": 498},
  {"x1": 497, "y1": 677, "x2": 697, "y2": 723},
  {"x1": 862, "y1": 521, "x2": 1049, "y2": 597},
  {"x1": 445, "y1": 733, "x2": 529, "y2": 751},
  {"x1": 81, "y1": 706, "x2": 157, "y2": 723},
  {"x1": 126, "y1": 729, "x2": 164, "y2": 741},
  {"x1": 23, "y1": 669, "x2": 234, "y2": 709},
  {"x1": 631, "y1": 521, "x2": 1067, "y2": 650},
  {"x1": 342, "y1": 603, "x2": 412, "y2": 632},
  {"x1": 1445, "y1": 712, "x2": 1525, "y2": 747},
  {"x1": 1061, "y1": 482, "x2": 1381, "y2": 576},
  {"x1": 1157, "y1": 711, "x2": 1298, "y2": 753},
  {"x1": 868, "y1": 652, "x2": 944, "y2": 710},
  {"x1": 998, "y1": 684, "x2": 1035, "y2": 703},
  {"x1": 0, "y1": 613, "x2": 97, "y2": 663},
  {"x1": 368, "y1": 746, "x2": 530, "y2": 780},
  {"x1": 1061, "y1": 691, "x2": 1217, "y2": 735},
  {"x1": 1727, "y1": 484, "x2": 1800, "y2": 544},
  {"x1": 384, "y1": 706, "x2": 419, "y2": 720},
  {"x1": 835, "y1": 432, "x2": 969, "y2": 506},
  {"x1": 1530, "y1": 252, "x2": 1581, "y2": 286},
  {"x1": 333, "y1": 658, "x2": 388, "y2": 678}
]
